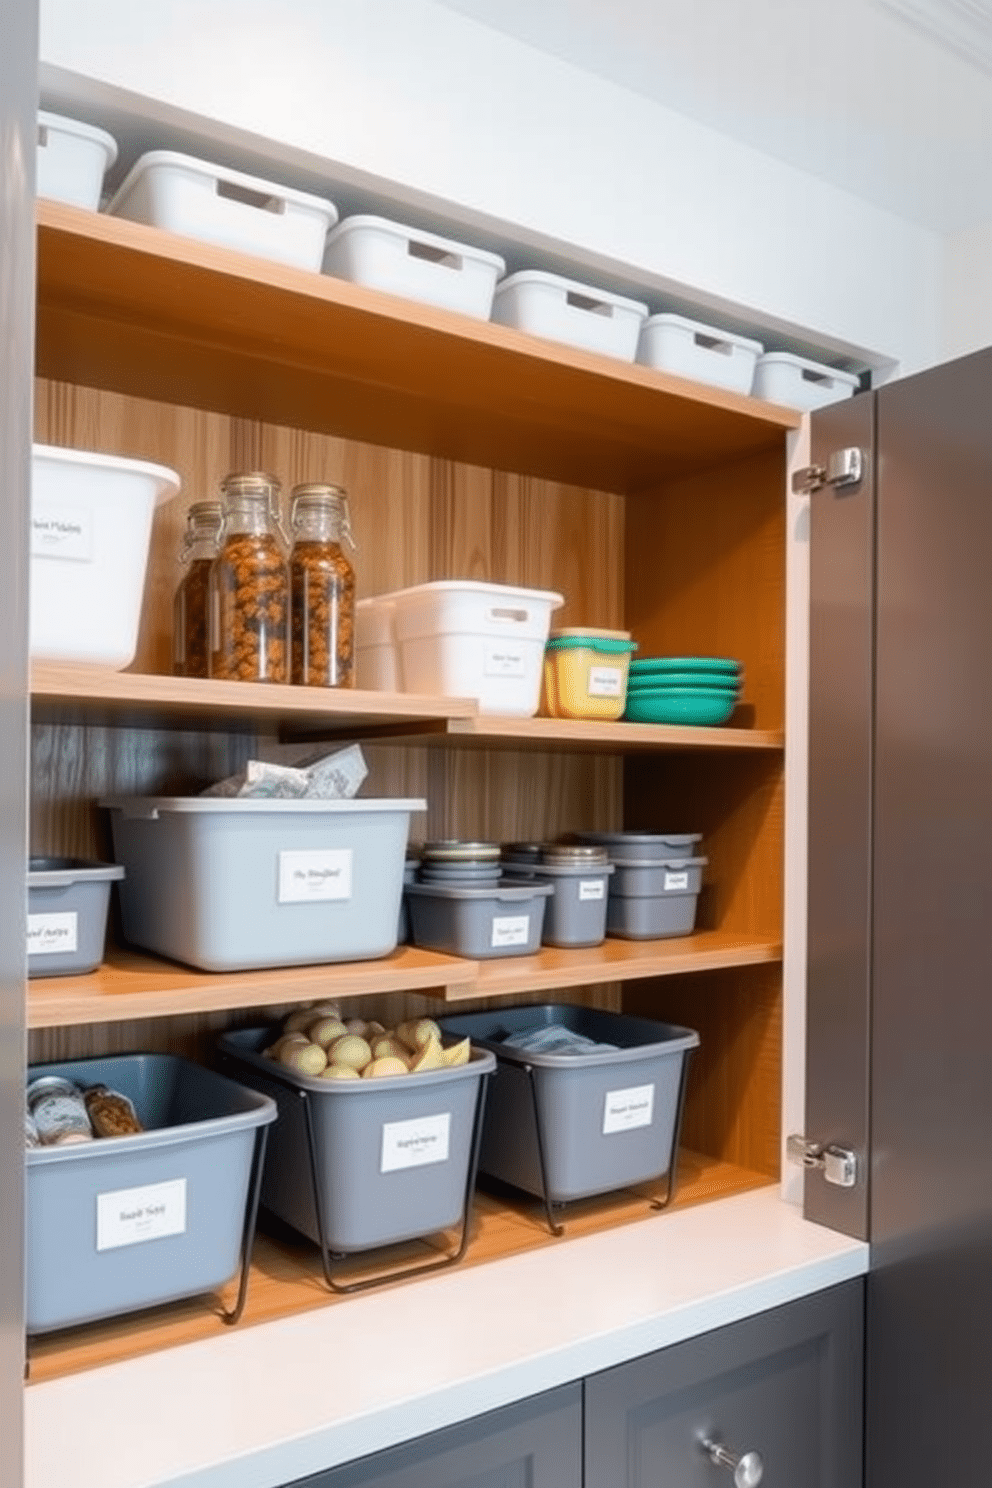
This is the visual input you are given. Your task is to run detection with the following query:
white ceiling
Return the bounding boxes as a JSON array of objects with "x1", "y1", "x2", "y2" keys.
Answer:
[{"x1": 435, "y1": 0, "x2": 992, "y2": 233}]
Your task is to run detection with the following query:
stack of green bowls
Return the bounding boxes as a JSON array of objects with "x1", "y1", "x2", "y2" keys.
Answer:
[{"x1": 623, "y1": 656, "x2": 742, "y2": 725}]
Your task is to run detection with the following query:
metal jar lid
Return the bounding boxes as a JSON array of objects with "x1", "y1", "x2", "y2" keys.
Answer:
[
  {"x1": 541, "y1": 842, "x2": 609, "y2": 866},
  {"x1": 421, "y1": 839, "x2": 501, "y2": 863}
]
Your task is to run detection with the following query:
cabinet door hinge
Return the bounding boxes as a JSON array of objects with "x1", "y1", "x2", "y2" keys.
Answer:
[
  {"x1": 786, "y1": 1134, "x2": 858, "y2": 1188},
  {"x1": 791, "y1": 447, "x2": 864, "y2": 496}
]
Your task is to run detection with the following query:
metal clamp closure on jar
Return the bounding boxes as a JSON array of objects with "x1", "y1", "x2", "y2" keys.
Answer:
[{"x1": 177, "y1": 500, "x2": 223, "y2": 563}]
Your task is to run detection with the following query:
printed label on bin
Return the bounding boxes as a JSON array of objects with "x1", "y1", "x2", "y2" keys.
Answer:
[
  {"x1": 381, "y1": 1112, "x2": 451, "y2": 1172},
  {"x1": 664, "y1": 870, "x2": 690, "y2": 892},
  {"x1": 587, "y1": 666, "x2": 624, "y2": 697},
  {"x1": 491, "y1": 914, "x2": 530, "y2": 948},
  {"x1": 31, "y1": 502, "x2": 94, "y2": 563},
  {"x1": 96, "y1": 1178, "x2": 187, "y2": 1251},
  {"x1": 278, "y1": 848, "x2": 353, "y2": 903},
  {"x1": 578, "y1": 878, "x2": 606, "y2": 901},
  {"x1": 483, "y1": 642, "x2": 527, "y2": 678},
  {"x1": 602, "y1": 1083, "x2": 655, "y2": 1136},
  {"x1": 26, "y1": 911, "x2": 78, "y2": 956}
]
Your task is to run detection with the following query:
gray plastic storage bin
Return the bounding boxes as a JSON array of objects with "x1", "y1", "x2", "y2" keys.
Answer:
[
  {"x1": 503, "y1": 861, "x2": 614, "y2": 947},
  {"x1": 405, "y1": 879, "x2": 553, "y2": 958},
  {"x1": 25, "y1": 1053, "x2": 276, "y2": 1333},
  {"x1": 577, "y1": 831, "x2": 702, "y2": 861},
  {"x1": 218, "y1": 1028, "x2": 495, "y2": 1254},
  {"x1": 102, "y1": 795, "x2": 426, "y2": 971},
  {"x1": 27, "y1": 857, "x2": 123, "y2": 977},
  {"x1": 438, "y1": 1006, "x2": 698, "y2": 1206},
  {"x1": 609, "y1": 855, "x2": 707, "y2": 898},
  {"x1": 606, "y1": 890, "x2": 700, "y2": 939}
]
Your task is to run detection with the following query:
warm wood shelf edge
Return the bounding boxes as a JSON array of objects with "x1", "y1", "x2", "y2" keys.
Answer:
[
  {"x1": 36, "y1": 200, "x2": 800, "y2": 434},
  {"x1": 25, "y1": 1150, "x2": 774, "y2": 1385},
  {"x1": 443, "y1": 715, "x2": 784, "y2": 751},
  {"x1": 438, "y1": 930, "x2": 784, "y2": 1002},
  {"x1": 26, "y1": 945, "x2": 477, "y2": 1030}
]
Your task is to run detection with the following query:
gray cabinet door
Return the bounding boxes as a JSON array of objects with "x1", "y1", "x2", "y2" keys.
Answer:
[
  {"x1": 585, "y1": 1281, "x2": 864, "y2": 1488},
  {"x1": 290, "y1": 1382, "x2": 582, "y2": 1488}
]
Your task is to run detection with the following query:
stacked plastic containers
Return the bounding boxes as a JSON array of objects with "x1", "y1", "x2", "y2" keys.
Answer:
[
  {"x1": 578, "y1": 831, "x2": 707, "y2": 939},
  {"x1": 404, "y1": 841, "x2": 553, "y2": 958},
  {"x1": 502, "y1": 842, "x2": 614, "y2": 948}
]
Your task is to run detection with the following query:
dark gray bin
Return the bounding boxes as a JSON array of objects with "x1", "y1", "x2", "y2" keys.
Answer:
[
  {"x1": 218, "y1": 1027, "x2": 495, "y2": 1253},
  {"x1": 405, "y1": 878, "x2": 553, "y2": 958},
  {"x1": 26, "y1": 1053, "x2": 276, "y2": 1333},
  {"x1": 503, "y1": 861, "x2": 614, "y2": 947},
  {"x1": 27, "y1": 857, "x2": 124, "y2": 977},
  {"x1": 437, "y1": 1005, "x2": 699, "y2": 1205}
]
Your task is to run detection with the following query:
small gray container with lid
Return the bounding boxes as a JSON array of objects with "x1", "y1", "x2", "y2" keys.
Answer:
[
  {"x1": 606, "y1": 855, "x2": 707, "y2": 940},
  {"x1": 503, "y1": 844, "x2": 614, "y2": 948},
  {"x1": 405, "y1": 878, "x2": 553, "y2": 958},
  {"x1": 27, "y1": 857, "x2": 124, "y2": 977}
]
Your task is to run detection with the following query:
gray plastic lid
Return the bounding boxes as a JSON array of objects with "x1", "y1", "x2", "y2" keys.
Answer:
[{"x1": 27, "y1": 857, "x2": 124, "y2": 886}]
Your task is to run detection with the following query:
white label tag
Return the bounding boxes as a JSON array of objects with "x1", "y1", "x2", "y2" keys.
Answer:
[
  {"x1": 483, "y1": 642, "x2": 527, "y2": 678},
  {"x1": 381, "y1": 1113, "x2": 451, "y2": 1172},
  {"x1": 31, "y1": 502, "x2": 94, "y2": 562},
  {"x1": 26, "y1": 911, "x2": 79, "y2": 956},
  {"x1": 587, "y1": 665, "x2": 623, "y2": 697},
  {"x1": 96, "y1": 1178, "x2": 187, "y2": 1251},
  {"x1": 664, "y1": 870, "x2": 690, "y2": 892},
  {"x1": 278, "y1": 848, "x2": 353, "y2": 903},
  {"x1": 578, "y1": 878, "x2": 606, "y2": 901},
  {"x1": 603, "y1": 1083, "x2": 655, "y2": 1135},
  {"x1": 491, "y1": 914, "x2": 530, "y2": 948}
]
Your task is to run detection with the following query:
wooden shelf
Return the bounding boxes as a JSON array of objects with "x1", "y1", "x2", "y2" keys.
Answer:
[
  {"x1": 25, "y1": 1150, "x2": 773, "y2": 1385},
  {"x1": 30, "y1": 665, "x2": 782, "y2": 752},
  {"x1": 26, "y1": 945, "x2": 476, "y2": 1030},
  {"x1": 36, "y1": 201, "x2": 799, "y2": 494},
  {"x1": 442, "y1": 930, "x2": 783, "y2": 1003}
]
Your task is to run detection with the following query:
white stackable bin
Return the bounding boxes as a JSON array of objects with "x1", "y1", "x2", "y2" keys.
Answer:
[
  {"x1": 356, "y1": 596, "x2": 401, "y2": 690},
  {"x1": 31, "y1": 444, "x2": 180, "y2": 669},
  {"x1": 26, "y1": 1053, "x2": 276, "y2": 1333},
  {"x1": 491, "y1": 271, "x2": 649, "y2": 361},
  {"x1": 752, "y1": 352, "x2": 861, "y2": 411},
  {"x1": 637, "y1": 314, "x2": 763, "y2": 395},
  {"x1": 102, "y1": 795, "x2": 426, "y2": 971},
  {"x1": 107, "y1": 150, "x2": 338, "y2": 270},
  {"x1": 36, "y1": 111, "x2": 117, "y2": 210},
  {"x1": 383, "y1": 580, "x2": 564, "y2": 716},
  {"x1": 323, "y1": 215, "x2": 505, "y2": 318}
]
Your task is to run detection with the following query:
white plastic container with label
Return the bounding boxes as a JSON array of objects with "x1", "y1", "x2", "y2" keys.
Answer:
[
  {"x1": 31, "y1": 444, "x2": 180, "y2": 669},
  {"x1": 36, "y1": 111, "x2": 118, "y2": 210},
  {"x1": 382, "y1": 580, "x2": 564, "y2": 716},
  {"x1": 106, "y1": 150, "x2": 338, "y2": 271},
  {"x1": 491, "y1": 271, "x2": 649, "y2": 361},
  {"x1": 752, "y1": 352, "x2": 861, "y2": 411},
  {"x1": 637, "y1": 314, "x2": 764, "y2": 395},
  {"x1": 323, "y1": 215, "x2": 506, "y2": 319},
  {"x1": 102, "y1": 796, "x2": 426, "y2": 971}
]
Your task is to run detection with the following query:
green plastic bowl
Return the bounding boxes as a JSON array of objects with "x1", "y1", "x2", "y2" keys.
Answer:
[
  {"x1": 626, "y1": 671, "x2": 743, "y2": 692},
  {"x1": 629, "y1": 656, "x2": 741, "y2": 678},
  {"x1": 623, "y1": 688, "x2": 739, "y2": 726}
]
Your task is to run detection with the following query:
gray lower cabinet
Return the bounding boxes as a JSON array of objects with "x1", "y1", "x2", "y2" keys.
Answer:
[
  {"x1": 584, "y1": 1280, "x2": 864, "y2": 1488},
  {"x1": 290, "y1": 1382, "x2": 583, "y2": 1488}
]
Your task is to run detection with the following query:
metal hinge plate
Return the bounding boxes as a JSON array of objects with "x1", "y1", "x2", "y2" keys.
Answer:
[
  {"x1": 786, "y1": 1134, "x2": 858, "y2": 1188},
  {"x1": 792, "y1": 446, "x2": 865, "y2": 496}
]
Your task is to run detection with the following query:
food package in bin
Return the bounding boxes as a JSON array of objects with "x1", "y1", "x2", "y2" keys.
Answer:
[{"x1": 203, "y1": 743, "x2": 368, "y2": 800}]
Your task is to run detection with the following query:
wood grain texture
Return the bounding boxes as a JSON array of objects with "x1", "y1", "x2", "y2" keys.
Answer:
[
  {"x1": 36, "y1": 202, "x2": 799, "y2": 494},
  {"x1": 25, "y1": 1151, "x2": 773, "y2": 1386}
]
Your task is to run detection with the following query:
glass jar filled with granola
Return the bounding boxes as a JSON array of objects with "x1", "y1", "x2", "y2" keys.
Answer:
[
  {"x1": 209, "y1": 472, "x2": 289, "y2": 683},
  {"x1": 173, "y1": 499, "x2": 223, "y2": 677},
  {"x1": 289, "y1": 482, "x2": 356, "y2": 688}
]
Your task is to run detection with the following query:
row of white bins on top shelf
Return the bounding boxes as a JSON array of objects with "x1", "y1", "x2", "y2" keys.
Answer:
[
  {"x1": 356, "y1": 581, "x2": 564, "y2": 717},
  {"x1": 38, "y1": 110, "x2": 861, "y2": 410}
]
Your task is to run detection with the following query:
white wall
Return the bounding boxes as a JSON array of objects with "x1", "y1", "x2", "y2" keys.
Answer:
[
  {"x1": 39, "y1": 0, "x2": 944, "y2": 374},
  {"x1": 942, "y1": 222, "x2": 992, "y2": 363}
]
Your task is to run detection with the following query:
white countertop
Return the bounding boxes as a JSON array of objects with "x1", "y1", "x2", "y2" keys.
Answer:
[{"x1": 25, "y1": 1187, "x2": 868, "y2": 1488}]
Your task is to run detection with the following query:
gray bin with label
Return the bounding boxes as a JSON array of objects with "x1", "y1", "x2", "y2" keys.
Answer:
[
  {"x1": 405, "y1": 878, "x2": 553, "y2": 958},
  {"x1": 102, "y1": 795, "x2": 426, "y2": 971},
  {"x1": 438, "y1": 1005, "x2": 699, "y2": 1205},
  {"x1": 218, "y1": 1028, "x2": 495, "y2": 1253},
  {"x1": 503, "y1": 861, "x2": 614, "y2": 947},
  {"x1": 27, "y1": 857, "x2": 124, "y2": 977},
  {"x1": 26, "y1": 1053, "x2": 276, "y2": 1333},
  {"x1": 606, "y1": 855, "x2": 707, "y2": 939}
]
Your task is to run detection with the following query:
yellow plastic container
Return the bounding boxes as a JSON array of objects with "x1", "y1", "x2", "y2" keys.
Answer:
[{"x1": 542, "y1": 628, "x2": 637, "y2": 721}]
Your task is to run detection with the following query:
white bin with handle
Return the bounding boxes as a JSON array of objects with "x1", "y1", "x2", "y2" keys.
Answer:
[{"x1": 491, "y1": 271, "x2": 648, "y2": 361}]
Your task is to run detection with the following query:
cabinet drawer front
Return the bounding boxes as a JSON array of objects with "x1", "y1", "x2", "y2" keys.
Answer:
[
  {"x1": 290, "y1": 1382, "x2": 582, "y2": 1488},
  {"x1": 585, "y1": 1282, "x2": 863, "y2": 1488}
]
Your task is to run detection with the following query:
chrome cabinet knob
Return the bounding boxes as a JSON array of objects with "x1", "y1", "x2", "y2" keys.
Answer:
[{"x1": 701, "y1": 1437, "x2": 764, "y2": 1487}]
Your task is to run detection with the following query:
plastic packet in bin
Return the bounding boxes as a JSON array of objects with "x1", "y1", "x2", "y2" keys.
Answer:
[{"x1": 202, "y1": 743, "x2": 368, "y2": 800}]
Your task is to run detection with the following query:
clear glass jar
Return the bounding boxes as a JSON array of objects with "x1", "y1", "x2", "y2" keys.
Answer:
[
  {"x1": 173, "y1": 500, "x2": 223, "y2": 677},
  {"x1": 208, "y1": 472, "x2": 290, "y2": 683},
  {"x1": 289, "y1": 482, "x2": 356, "y2": 687}
]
